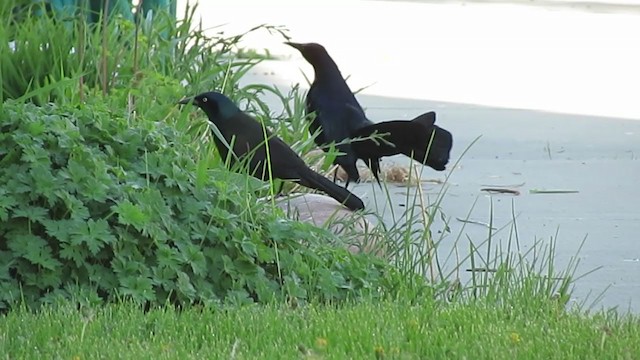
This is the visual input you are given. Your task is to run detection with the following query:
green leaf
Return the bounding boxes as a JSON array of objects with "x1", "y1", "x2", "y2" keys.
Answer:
[
  {"x1": 69, "y1": 219, "x2": 116, "y2": 255},
  {"x1": 0, "y1": 189, "x2": 18, "y2": 221},
  {"x1": 176, "y1": 271, "x2": 196, "y2": 300},
  {"x1": 180, "y1": 243, "x2": 207, "y2": 277},
  {"x1": 4, "y1": 168, "x2": 33, "y2": 195},
  {"x1": 7, "y1": 233, "x2": 61, "y2": 270},
  {"x1": 59, "y1": 242, "x2": 88, "y2": 267},
  {"x1": 37, "y1": 269, "x2": 63, "y2": 289},
  {"x1": 55, "y1": 191, "x2": 90, "y2": 220},
  {"x1": 12, "y1": 206, "x2": 48, "y2": 223},
  {"x1": 86, "y1": 159, "x2": 112, "y2": 202},
  {"x1": 26, "y1": 119, "x2": 46, "y2": 136},
  {"x1": 65, "y1": 153, "x2": 89, "y2": 184},
  {"x1": 113, "y1": 200, "x2": 149, "y2": 230},
  {"x1": 240, "y1": 241, "x2": 258, "y2": 258},
  {"x1": 30, "y1": 164, "x2": 58, "y2": 203},
  {"x1": 224, "y1": 289, "x2": 254, "y2": 305},
  {"x1": 133, "y1": 188, "x2": 174, "y2": 231},
  {"x1": 255, "y1": 242, "x2": 275, "y2": 263},
  {"x1": 234, "y1": 257, "x2": 258, "y2": 275},
  {"x1": 156, "y1": 244, "x2": 181, "y2": 271},
  {"x1": 119, "y1": 276, "x2": 156, "y2": 302},
  {"x1": 221, "y1": 255, "x2": 236, "y2": 277},
  {"x1": 19, "y1": 142, "x2": 50, "y2": 165}
]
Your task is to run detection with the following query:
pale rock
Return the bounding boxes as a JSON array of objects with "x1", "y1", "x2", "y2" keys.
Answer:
[{"x1": 275, "y1": 193, "x2": 386, "y2": 256}]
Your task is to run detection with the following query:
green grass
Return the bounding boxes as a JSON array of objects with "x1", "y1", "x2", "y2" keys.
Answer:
[{"x1": 2, "y1": 300, "x2": 639, "y2": 359}]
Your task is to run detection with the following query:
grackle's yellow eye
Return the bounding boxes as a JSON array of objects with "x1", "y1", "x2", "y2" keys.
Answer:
[{"x1": 202, "y1": 97, "x2": 208, "y2": 103}]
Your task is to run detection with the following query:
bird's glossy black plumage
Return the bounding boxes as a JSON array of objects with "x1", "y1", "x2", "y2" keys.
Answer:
[
  {"x1": 286, "y1": 42, "x2": 452, "y2": 186},
  {"x1": 351, "y1": 112, "x2": 452, "y2": 172},
  {"x1": 179, "y1": 91, "x2": 365, "y2": 211}
]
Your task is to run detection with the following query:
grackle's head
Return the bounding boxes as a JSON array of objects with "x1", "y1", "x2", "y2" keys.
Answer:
[
  {"x1": 285, "y1": 42, "x2": 329, "y2": 65},
  {"x1": 178, "y1": 91, "x2": 240, "y2": 122},
  {"x1": 411, "y1": 112, "x2": 453, "y2": 171},
  {"x1": 425, "y1": 126, "x2": 453, "y2": 171}
]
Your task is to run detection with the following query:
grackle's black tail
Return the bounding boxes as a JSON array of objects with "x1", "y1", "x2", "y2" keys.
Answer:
[
  {"x1": 351, "y1": 111, "x2": 451, "y2": 172},
  {"x1": 297, "y1": 167, "x2": 365, "y2": 211}
]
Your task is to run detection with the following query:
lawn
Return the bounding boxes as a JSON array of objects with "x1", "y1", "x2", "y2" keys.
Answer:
[{"x1": 2, "y1": 300, "x2": 639, "y2": 359}]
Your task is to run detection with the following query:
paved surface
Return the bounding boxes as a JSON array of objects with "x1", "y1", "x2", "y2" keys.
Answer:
[{"x1": 179, "y1": 0, "x2": 640, "y2": 312}]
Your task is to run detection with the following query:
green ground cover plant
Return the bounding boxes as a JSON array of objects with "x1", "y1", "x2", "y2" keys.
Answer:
[
  {"x1": 0, "y1": 101, "x2": 390, "y2": 310},
  {"x1": 0, "y1": 1, "x2": 392, "y2": 311}
]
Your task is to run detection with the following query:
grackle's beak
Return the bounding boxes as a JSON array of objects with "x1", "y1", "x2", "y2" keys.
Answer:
[
  {"x1": 178, "y1": 97, "x2": 197, "y2": 105},
  {"x1": 284, "y1": 41, "x2": 303, "y2": 51}
]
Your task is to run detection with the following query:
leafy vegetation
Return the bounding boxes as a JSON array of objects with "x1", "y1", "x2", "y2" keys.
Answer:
[
  {"x1": 0, "y1": 1, "x2": 395, "y2": 311},
  {"x1": 0, "y1": 100, "x2": 393, "y2": 310}
]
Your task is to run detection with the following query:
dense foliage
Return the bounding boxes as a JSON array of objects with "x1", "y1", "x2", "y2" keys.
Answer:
[{"x1": 0, "y1": 101, "x2": 390, "y2": 311}]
